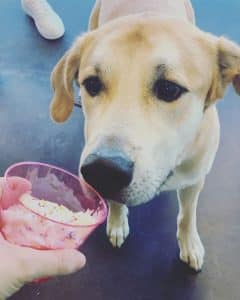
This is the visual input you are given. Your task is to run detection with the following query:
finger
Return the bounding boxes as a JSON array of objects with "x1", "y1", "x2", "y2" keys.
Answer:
[
  {"x1": 0, "y1": 233, "x2": 7, "y2": 243},
  {"x1": 1, "y1": 177, "x2": 32, "y2": 209},
  {"x1": 21, "y1": 249, "x2": 86, "y2": 281},
  {"x1": 7, "y1": 176, "x2": 32, "y2": 196},
  {"x1": 0, "y1": 177, "x2": 3, "y2": 199}
]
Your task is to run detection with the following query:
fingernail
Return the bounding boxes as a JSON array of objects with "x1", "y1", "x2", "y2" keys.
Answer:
[{"x1": 67, "y1": 250, "x2": 86, "y2": 271}]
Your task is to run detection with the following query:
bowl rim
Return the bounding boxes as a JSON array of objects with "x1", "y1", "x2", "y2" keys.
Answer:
[{"x1": 3, "y1": 161, "x2": 108, "y2": 228}]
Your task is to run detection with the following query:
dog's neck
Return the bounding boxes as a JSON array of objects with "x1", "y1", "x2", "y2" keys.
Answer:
[{"x1": 98, "y1": 0, "x2": 195, "y2": 26}]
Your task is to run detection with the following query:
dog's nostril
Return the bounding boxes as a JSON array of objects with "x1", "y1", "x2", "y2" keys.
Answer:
[{"x1": 80, "y1": 151, "x2": 134, "y2": 197}]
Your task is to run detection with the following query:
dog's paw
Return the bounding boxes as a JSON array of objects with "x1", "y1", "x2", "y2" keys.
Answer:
[
  {"x1": 177, "y1": 230, "x2": 205, "y2": 271},
  {"x1": 106, "y1": 204, "x2": 129, "y2": 248}
]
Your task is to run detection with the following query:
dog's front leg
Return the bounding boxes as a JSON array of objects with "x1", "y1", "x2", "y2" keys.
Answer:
[
  {"x1": 177, "y1": 179, "x2": 205, "y2": 271},
  {"x1": 106, "y1": 200, "x2": 129, "y2": 248}
]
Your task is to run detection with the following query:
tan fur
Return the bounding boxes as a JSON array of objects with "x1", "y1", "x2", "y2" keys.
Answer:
[
  {"x1": 89, "y1": 0, "x2": 101, "y2": 30},
  {"x1": 50, "y1": 0, "x2": 240, "y2": 271},
  {"x1": 50, "y1": 34, "x2": 94, "y2": 122}
]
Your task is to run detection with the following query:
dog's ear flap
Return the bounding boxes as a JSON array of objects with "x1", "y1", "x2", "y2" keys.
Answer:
[
  {"x1": 206, "y1": 37, "x2": 240, "y2": 107},
  {"x1": 50, "y1": 35, "x2": 90, "y2": 122}
]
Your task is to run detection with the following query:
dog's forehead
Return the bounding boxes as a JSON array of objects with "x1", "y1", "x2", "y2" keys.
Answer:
[
  {"x1": 89, "y1": 19, "x2": 205, "y2": 65},
  {"x1": 81, "y1": 18, "x2": 214, "y2": 89},
  {"x1": 92, "y1": 23, "x2": 179, "y2": 60}
]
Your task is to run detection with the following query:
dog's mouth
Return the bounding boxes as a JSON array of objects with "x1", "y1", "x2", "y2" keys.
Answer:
[
  {"x1": 108, "y1": 169, "x2": 174, "y2": 206},
  {"x1": 159, "y1": 170, "x2": 174, "y2": 188}
]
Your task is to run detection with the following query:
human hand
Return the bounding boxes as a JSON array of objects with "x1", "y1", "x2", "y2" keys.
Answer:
[{"x1": 0, "y1": 178, "x2": 86, "y2": 299}]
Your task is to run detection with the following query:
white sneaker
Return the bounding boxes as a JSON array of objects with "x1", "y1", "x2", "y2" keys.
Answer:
[{"x1": 21, "y1": 0, "x2": 65, "y2": 40}]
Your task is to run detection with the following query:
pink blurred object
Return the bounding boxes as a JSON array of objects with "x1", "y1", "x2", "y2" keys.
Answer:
[
  {"x1": 0, "y1": 162, "x2": 108, "y2": 250},
  {"x1": 1, "y1": 177, "x2": 32, "y2": 209}
]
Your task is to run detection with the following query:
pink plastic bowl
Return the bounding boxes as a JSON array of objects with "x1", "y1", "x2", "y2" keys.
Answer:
[{"x1": 0, "y1": 162, "x2": 108, "y2": 250}]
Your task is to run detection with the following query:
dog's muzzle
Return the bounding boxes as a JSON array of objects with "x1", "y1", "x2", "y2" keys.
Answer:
[{"x1": 80, "y1": 148, "x2": 134, "y2": 198}]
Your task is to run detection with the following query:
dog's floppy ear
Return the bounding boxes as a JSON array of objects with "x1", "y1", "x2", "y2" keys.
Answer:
[
  {"x1": 206, "y1": 37, "x2": 240, "y2": 107},
  {"x1": 50, "y1": 34, "x2": 91, "y2": 122}
]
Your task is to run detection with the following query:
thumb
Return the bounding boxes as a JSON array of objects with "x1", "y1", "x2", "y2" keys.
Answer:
[
  {"x1": 21, "y1": 248, "x2": 86, "y2": 281},
  {"x1": 0, "y1": 177, "x2": 3, "y2": 199}
]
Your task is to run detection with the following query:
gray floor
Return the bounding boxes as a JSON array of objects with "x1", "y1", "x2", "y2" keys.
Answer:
[{"x1": 0, "y1": 1, "x2": 240, "y2": 299}]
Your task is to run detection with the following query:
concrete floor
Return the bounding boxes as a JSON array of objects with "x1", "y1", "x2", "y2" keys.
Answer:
[{"x1": 0, "y1": 0, "x2": 240, "y2": 299}]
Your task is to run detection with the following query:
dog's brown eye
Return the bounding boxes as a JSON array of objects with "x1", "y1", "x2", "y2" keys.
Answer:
[
  {"x1": 82, "y1": 76, "x2": 103, "y2": 97},
  {"x1": 153, "y1": 79, "x2": 187, "y2": 102}
]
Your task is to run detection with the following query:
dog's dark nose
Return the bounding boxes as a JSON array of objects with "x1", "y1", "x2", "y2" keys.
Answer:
[{"x1": 80, "y1": 149, "x2": 134, "y2": 197}]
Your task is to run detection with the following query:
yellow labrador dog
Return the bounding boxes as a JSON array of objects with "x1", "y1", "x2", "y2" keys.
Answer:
[{"x1": 50, "y1": 0, "x2": 240, "y2": 271}]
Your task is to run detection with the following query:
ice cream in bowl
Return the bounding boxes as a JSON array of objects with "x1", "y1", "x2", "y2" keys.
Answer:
[{"x1": 0, "y1": 162, "x2": 108, "y2": 253}]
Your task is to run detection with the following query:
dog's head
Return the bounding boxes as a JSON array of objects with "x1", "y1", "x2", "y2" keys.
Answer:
[{"x1": 50, "y1": 16, "x2": 240, "y2": 206}]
